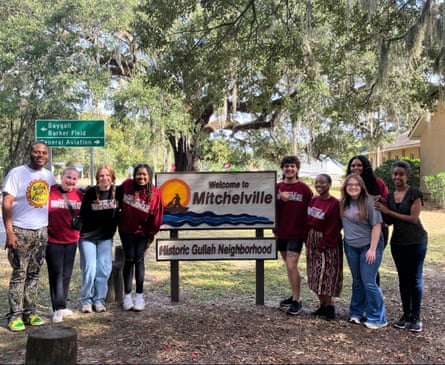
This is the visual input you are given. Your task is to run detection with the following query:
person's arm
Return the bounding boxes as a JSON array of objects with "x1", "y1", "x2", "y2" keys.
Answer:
[
  {"x1": 2, "y1": 193, "x2": 18, "y2": 249},
  {"x1": 375, "y1": 197, "x2": 421, "y2": 224},
  {"x1": 365, "y1": 223, "x2": 381, "y2": 264}
]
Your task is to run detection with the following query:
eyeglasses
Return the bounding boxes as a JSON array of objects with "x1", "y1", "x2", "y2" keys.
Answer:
[{"x1": 346, "y1": 183, "x2": 360, "y2": 187}]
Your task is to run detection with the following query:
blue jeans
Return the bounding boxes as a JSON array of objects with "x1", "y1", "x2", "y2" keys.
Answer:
[
  {"x1": 79, "y1": 239, "x2": 113, "y2": 306},
  {"x1": 391, "y1": 242, "x2": 427, "y2": 319},
  {"x1": 344, "y1": 236, "x2": 387, "y2": 325}
]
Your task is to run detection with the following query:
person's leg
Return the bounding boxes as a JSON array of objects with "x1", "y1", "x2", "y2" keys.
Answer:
[
  {"x1": 7, "y1": 229, "x2": 31, "y2": 323},
  {"x1": 134, "y1": 234, "x2": 148, "y2": 294},
  {"x1": 376, "y1": 225, "x2": 389, "y2": 286},
  {"x1": 344, "y1": 242, "x2": 366, "y2": 319},
  {"x1": 120, "y1": 232, "x2": 136, "y2": 294},
  {"x1": 391, "y1": 244, "x2": 412, "y2": 317},
  {"x1": 61, "y1": 243, "x2": 77, "y2": 309},
  {"x1": 361, "y1": 237, "x2": 386, "y2": 326},
  {"x1": 407, "y1": 242, "x2": 427, "y2": 319},
  {"x1": 79, "y1": 239, "x2": 97, "y2": 306},
  {"x1": 46, "y1": 242, "x2": 65, "y2": 311},
  {"x1": 93, "y1": 239, "x2": 113, "y2": 306},
  {"x1": 23, "y1": 228, "x2": 47, "y2": 320}
]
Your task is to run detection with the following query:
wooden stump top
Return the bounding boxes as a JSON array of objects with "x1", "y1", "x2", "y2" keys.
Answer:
[{"x1": 28, "y1": 325, "x2": 77, "y2": 340}]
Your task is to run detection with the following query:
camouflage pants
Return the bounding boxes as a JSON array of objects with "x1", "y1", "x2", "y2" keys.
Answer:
[{"x1": 7, "y1": 226, "x2": 47, "y2": 321}]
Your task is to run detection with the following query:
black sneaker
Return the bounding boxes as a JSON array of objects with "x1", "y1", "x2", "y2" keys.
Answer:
[
  {"x1": 409, "y1": 318, "x2": 423, "y2": 332},
  {"x1": 393, "y1": 314, "x2": 411, "y2": 329},
  {"x1": 286, "y1": 300, "x2": 303, "y2": 315},
  {"x1": 324, "y1": 305, "x2": 336, "y2": 321},
  {"x1": 279, "y1": 296, "x2": 294, "y2": 308},
  {"x1": 310, "y1": 305, "x2": 326, "y2": 317}
]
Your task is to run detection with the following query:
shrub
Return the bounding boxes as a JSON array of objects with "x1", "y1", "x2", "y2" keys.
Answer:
[
  {"x1": 374, "y1": 158, "x2": 420, "y2": 191},
  {"x1": 424, "y1": 172, "x2": 445, "y2": 207}
]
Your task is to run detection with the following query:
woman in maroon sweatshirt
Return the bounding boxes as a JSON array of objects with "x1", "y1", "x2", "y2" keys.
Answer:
[{"x1": 117, "y1": 164, "x2": 164, "y2": 311}]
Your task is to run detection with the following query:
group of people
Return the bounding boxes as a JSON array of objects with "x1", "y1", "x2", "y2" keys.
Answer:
[
  {"x1": 1, "y1": 141, "x2": 428, "y2": 334},
  {"x1": 2, "y1": 141, "x2": 164, "y2": 332},
  {"x1": 275, "y1": 155, "x2": 428, "y2": 332}
]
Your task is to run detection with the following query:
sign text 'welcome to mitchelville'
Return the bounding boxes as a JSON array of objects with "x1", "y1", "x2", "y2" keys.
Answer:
[{"x1": 155, "y1": 171, "x2": 277, "y2": 230}]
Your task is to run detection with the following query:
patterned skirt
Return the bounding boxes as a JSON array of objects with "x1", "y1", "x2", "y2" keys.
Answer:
[{"x1": 306, "y1": 228, "x2": 343, "y2": 297}]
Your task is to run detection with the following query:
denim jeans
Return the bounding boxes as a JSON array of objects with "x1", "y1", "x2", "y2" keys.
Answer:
[
  {"x1": 344, "y1": 235, "x2": 387, "y2": 325},
  {"x1": 79, "y1": 239, "x2": 113, "y2": 306},
  {"x1": 391, "y1": 242, "x2": 427, "y2": 319}
]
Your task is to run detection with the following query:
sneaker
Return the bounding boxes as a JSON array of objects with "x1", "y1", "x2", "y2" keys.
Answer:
[
  {"x1": 52, "y1": 310, "x2": 64, "y2": 323},
  {"x1": 8, "y1": 318, "x2": 25, "y2": 332},
  {"x1": 409, "y1": 318, "x2": 423, "y2": 332},
  {"x1": 363, "y1": 321, "x2": 388, "y2": 329},
  {"x1": 24, "y1": 314, "x2": 44, "y2": 326},
  {"x1": 324, "y1": 305, "x2": 336, "y2": 321},
  {"x1": 279, "y1": 296, "x2": 294, "y2": 308},
  {"x1": 286, "y1": 300, "x2": 303, "y2": 315},
  {"x1": 60, "y1": 308, "x2": 73, "y2": 317},
  {"x1": 123, "y1": 294, "x2": 134, "y2": 311},
  {"x1": 94, "y1": 303, "x2": 106, "y2": 313},
  {"x1": 393, "y1": 314, "x2": 411, "y2": 329},
  {"x1": 134, "y1": 293, "x2": 145, "y2": 311},
  {"x1": 348, "y1": 316, "x2": 361, "y2": 325},
  {"x1": 310, "y1": 305, "x2": 326, "y2": 317},
  {"x1": 81, "y1": 304, "x2": 93, "y2": 313}
]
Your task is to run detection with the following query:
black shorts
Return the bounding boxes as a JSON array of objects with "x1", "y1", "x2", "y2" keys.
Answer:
[{"x1": 277, "y1": 239, "x2": 304, "y2": 254}]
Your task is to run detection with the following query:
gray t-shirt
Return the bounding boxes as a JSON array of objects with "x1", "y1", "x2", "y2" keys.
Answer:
[{"x1": 342, "y1": 197, "x2": 382, "y2": 248}]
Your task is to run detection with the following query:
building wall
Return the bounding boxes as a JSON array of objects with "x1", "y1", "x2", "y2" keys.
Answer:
[
  {"x1": 367, "y1": 146, "x2": 420, "y2": 170},
  {"x1": 411, "y1": 106, "x2": 445, "y2": 192}
]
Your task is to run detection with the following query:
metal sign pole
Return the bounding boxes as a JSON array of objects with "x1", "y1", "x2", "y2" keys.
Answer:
[{"x1": 90, "y1": 147, "x2": 94, "y2": 186}]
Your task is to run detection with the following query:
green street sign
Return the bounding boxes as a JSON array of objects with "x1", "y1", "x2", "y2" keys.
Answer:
[{"x1": 35, "y1": 120, "x2": 105, "y2": 147}]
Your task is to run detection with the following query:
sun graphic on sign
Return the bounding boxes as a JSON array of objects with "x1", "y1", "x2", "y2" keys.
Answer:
[{"x1": 160, "y1": 178, "x2": 191, "y2": 209}]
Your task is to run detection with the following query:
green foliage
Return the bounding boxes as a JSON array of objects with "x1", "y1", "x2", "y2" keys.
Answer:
[
  {"x1": 374, "y1": 158, "x2": 421, "y2": 191},
  {"x1": 424, "y1": 172, "x2": 445, "y2": 207}
]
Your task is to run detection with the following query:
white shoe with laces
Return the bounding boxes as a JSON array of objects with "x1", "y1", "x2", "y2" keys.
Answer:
[
  {"x1": 52, "y1": 310, "x2": 64, "y2": 323},
  {"x1": 134, "y1": 293, "x2": 145, "y2": 311},
  {"x1": 123, "y1": 294, "x2": 134, "y2": 311},
  {"x1": 61, "y1": 308, "x2": 73, "y2": 317}
]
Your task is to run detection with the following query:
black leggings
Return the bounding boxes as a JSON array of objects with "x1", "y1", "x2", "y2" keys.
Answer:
[
  {"x1": 120, "y1": 232, "x2": 148, "y2": 294},
  {"x1": 46, "y1": 242, "x2": 77, "y2": 311}
]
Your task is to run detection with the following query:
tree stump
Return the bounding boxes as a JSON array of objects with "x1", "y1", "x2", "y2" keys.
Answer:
[
  {"x1": 25, "y1": 326, "x2": 77, "y2": 365},
  {"x1": 106, "y1": 245, "x2": 124, "y2": 305}
]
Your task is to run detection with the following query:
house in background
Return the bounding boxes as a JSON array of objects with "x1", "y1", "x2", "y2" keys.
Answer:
[
  {"x1": 366, "y1": 101, "x2": 445, "y2": 193},
  {"x1": 298, "y1": 154, "x2": 345, "y2": 185},
  {"x1": 367, "y1": 131, "x2": 420, "y2": 170}
]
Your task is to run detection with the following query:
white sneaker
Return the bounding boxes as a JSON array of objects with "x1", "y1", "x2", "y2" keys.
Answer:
[
  {"x1": 81, "y1": 304, "x2": 93, "y2": 313},
  {"x1": 94, "y1": 303, "x2": 106, "y2": 313},
  {"x1": 60, "y1": 308, "x2": 73, "y2": 317},
  {"x1": 52, "y1": 310, "x2": 64, "y2": 323},
  {"x1": 123, "y1": 294, "x2": 134, "y2": 311},
  {"x1": 134, "y1": 293, "x2": 145, "y2": 311}
]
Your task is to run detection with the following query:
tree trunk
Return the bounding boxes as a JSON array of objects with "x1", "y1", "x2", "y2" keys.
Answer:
[
  {"x1": 168, "y1": 132, "x2": 199, "y2": 171},
  {"x1": 25, "y1": 326, "x2": 77, "y2": 365}
]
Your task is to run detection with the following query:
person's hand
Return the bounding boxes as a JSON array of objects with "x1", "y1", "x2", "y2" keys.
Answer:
[
  {"x1": 145, "y1": 239, "x2": 153, "y2": 250},
  {"x1": 278, "y1": 189, "x2": 290, "y2": 202},
  {"x1": 374, "y1": 201, "x2": 389, "y2": 214},
  {"x1": 5, "y1": 232, "x2": 18, "y2": 250},
  {"x1": 365, "y1": 248, "x2": 376, "y2": 264}
]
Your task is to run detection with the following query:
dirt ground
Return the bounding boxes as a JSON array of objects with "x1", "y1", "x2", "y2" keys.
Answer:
[
  {"x1": 1, "y1": 264, "x2": 444, "y2": 364},
  {"x1": 0, "y1": 204, "x2": 444, "y2": 364}
]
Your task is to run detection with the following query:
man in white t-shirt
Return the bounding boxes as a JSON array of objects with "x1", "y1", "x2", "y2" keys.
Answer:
[{"x1": 2, "y1": 141, "x2": 56, "y2": 331}]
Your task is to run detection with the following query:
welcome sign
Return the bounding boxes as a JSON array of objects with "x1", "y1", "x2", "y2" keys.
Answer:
[{"x1": 155, "y1": 171, "x2": 277, "y2": 230}]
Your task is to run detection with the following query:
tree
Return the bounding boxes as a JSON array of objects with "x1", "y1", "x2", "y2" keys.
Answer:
[
  {"x1": 0, "y1": 0, "x2": 139, "y2": 172},
  {"x1": 134, "y1": 0, "x2": 444, "y2": 169}
]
